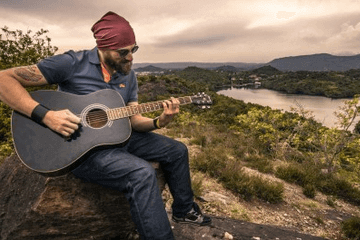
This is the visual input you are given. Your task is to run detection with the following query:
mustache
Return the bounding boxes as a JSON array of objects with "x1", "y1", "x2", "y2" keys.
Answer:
[{"x1": 120, "y1": 59, "x2": 132, "y2": 64}]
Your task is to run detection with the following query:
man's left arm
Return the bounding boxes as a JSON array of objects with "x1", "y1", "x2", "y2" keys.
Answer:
[{"x1": 128, "y1": 97, "x2": 180, "y2": 132}]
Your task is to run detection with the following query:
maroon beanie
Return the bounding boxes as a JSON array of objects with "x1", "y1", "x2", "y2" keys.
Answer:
[{"x1": 91, "y1": 11, "x2": 136, "y2": 50}]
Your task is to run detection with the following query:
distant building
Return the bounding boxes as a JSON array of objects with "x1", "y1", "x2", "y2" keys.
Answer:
[{"x1": 249, "y1": 74, "x2": 262, "y2": 81}]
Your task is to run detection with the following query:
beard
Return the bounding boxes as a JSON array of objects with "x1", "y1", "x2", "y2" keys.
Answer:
[{"x1": 104, "y1": 56, "x2": 132, "y2": 75}]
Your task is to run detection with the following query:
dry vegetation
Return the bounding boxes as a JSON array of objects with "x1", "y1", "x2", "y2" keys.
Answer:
[{"x1": 159, "y1": 129, "x2": 360, "y2": 240}]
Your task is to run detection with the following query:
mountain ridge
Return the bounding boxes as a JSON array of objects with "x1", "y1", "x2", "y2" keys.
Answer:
[
  {"x1": 134, "y1": 53, "x2": 360, "y2": 72},
  {"x1": 268, "y1": 53, "x2": 360, "y2": 71}
]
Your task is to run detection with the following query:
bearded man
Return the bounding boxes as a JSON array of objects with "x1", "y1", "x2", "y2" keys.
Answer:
[{"x1": 0, "y1": 12, "x2": 210, "y2": 240}]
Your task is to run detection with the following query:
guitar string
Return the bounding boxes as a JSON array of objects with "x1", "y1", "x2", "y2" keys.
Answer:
[
  {"x1": 74, "y1": 105, "x2": 163, "y2": 125},
  {"x1": 80, "y1": 105, "x2": 209, "y2": 124},
  {"x1": 81, "y1": 105, "x2": 163, "y2": 124},
  {"x1": 73, "y1": 97, "x2": 202, "y2": 125},
  {"x1": 75, "y1": 100, "x2": 177, "y2": 123}
]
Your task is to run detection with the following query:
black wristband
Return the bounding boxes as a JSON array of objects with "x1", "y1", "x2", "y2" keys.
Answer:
[{"x1": 31, "y1": 104, "x2": 50, "y2": 124}]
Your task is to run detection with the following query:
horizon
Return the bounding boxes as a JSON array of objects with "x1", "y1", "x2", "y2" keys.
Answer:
[{"x1": 133, "y1": 52, "x2": 360, "y2": 65}]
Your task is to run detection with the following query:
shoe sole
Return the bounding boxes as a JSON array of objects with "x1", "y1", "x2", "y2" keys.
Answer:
[{"x1": 172, "y1": 218, "x2": 212, "y2": 226}]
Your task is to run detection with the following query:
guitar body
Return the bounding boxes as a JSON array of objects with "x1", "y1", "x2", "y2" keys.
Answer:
[{"x1": 11, "y1": 89, "x2": 131, "y2": 176}]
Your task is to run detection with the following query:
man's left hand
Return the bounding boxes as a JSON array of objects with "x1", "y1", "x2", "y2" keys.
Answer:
[{"x1": 159, "y1": 97, "x2": 180, "y2": 127}]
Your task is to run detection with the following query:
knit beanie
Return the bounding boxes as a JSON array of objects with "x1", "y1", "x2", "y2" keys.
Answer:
[{"x1": 91, "y1": 11, "x2": 136, "y2": 50}]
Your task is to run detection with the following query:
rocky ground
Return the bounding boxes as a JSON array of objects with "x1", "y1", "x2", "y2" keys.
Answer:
[
  {"x1": 169, "y1": 213, "x2": 327, "y2": 240},
  {"x1": 161, "y1": 134, "x2": 360, "y2": 240},
  {"x1": 163, "y1": 169, "x2": 359, "y2": 240}
]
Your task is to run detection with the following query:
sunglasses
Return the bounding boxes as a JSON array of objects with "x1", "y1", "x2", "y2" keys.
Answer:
[{"x1": 116, "y1": 45, "x2": 139, "y2": 58}]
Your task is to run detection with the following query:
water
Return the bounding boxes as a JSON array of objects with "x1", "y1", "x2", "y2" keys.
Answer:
[{"x1": 217, "y1": 88, "x2": 358, "y2": 129}]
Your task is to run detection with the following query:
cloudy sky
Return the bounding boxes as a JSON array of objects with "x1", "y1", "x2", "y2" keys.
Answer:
[{"x1": 1, "y1": 0, "x2": 360, "y2": 64}]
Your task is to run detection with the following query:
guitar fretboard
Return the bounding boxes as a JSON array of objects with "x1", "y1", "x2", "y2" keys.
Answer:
[{"x1": 106, "y1": 96, "x2": 192, "y2": 120}]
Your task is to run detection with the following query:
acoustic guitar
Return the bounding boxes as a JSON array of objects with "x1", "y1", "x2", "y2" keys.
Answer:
[{"x1": 11, "y1": 89, "x2": 212, "y2": 176}]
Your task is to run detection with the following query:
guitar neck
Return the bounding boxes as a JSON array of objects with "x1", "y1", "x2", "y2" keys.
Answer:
[{"x1": 106, "y1": 96, "x2": 193, "y2": 120}]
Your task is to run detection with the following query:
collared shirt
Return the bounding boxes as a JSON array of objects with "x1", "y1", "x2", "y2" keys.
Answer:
[{"x1": 37, "y1": 47, "x2": 138, "y2": 104}]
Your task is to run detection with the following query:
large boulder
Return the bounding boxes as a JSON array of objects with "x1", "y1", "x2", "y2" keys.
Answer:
[
  {"x1": 0, "y1": 154, "x2": 165, "y2": 240},
  {"x1": 0, "y1": 154, "x2": 328, "y2": 240}
]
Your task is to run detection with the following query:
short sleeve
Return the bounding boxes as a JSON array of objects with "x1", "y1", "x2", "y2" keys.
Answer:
[{"x1": 37, "y1": 51, "x2": 77, "y2": 85}]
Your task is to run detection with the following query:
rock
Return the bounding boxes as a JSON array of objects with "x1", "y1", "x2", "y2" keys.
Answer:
[
  {"x1": 224, "y1": 231, "x2": 234, "y2": 239},
  {"x1": 0, "y1": 154, "x2": 330, "y2": 240},
  {"x1": 0, "y1": 154, "x2": 165, "y2": 240}
]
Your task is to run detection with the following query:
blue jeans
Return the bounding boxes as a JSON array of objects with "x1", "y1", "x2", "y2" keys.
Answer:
[{"x1": 72, "y1": 131, "x2": 194, "y2": 240}]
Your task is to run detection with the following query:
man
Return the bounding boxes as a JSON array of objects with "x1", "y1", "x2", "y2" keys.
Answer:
[{"x1": 0, "y1": 12, "x2": 210, "y2": 240}]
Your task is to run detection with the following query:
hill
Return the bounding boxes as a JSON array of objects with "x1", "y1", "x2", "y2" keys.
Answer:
[
  {"x1": 268, "y1": 53, "x2": 360, "y2": 72},
  {"x1": 135, "y1": 65, "x2": 165, "y2": 72},
  {"x1": 134, "y1": 53, "x2": 360, "y2": 72},
  {"x1": 133, "y1": 62, "x2": 263, "y2": 71},
  {"x1": 215, "y1": 65, "x2": 242, "y2": 72},
  {"x1": 251, "y1": 65, "x2": 282, "y2": 75},
  {"x1": 173, "y1": 66, "x2": 228, "y2": 90}
]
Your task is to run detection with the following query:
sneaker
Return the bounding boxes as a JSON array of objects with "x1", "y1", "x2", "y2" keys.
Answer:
[{"x1": 172, "y1": 203, "x2": 212, "y2": 226}]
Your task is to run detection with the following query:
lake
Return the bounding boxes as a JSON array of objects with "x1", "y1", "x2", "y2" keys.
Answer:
[{"x1": 217, "y1": 88, "x2": 359, "y2": 129}]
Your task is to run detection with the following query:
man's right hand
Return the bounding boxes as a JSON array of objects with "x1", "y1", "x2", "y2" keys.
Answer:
[{"x1": 42, "y1": 109, "x2": 81, "y2": 137}]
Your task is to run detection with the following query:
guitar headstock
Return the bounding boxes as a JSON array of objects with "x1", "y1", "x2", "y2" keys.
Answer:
[{"x1": 191, "y1": 92, "x2": 213, "y2": 109}]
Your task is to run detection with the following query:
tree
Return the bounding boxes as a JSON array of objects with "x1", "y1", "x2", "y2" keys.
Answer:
[
  {"x1": 291, "y1": 96, "x2": 360, "y2": 173},
  {"x1": 0, "y1": 26, "x2": 58, "y2": 158},
  {"x1": 0, "y1": 26, "x2": 58, "y2": 69}
]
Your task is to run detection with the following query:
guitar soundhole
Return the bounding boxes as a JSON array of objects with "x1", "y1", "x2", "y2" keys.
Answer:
[{"x1": 86, "y1": 109, "x2": 108, "y2": 128}]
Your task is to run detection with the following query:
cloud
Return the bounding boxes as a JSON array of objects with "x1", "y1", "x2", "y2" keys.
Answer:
[
  {"x1": 276, "y1": 11, "x2": 296, "y2": 19},
  {"x1": 325, "y1": 22, "x2": 360, "y2": 49},
  {"x1": 1, "y1": 0, "x2": 360, "y2": 62},
  {"x1": 153, "y1": 19, "x2": 285, "y2": 49}
]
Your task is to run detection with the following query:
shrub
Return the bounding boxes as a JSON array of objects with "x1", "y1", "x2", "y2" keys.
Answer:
[
  {"x1": 341, "y1": 217, "x2": 360, "y2": 239},
  {"x1": 326, "y1": 196, "x2": 337, "y2": 208},
  {"x1": 303, "y1": 184, "x2": 316, "y2": 198},
  {"x1": 191, "y1": 173, "x2": 204, "y2": 198},
  {"x1": 243, "y1": 154, "x2": 274, "y2": 174},
  {"x1": 317, "y1": 174, "x2": 360, "y2": 205},
  {"x1": 190, "y1": 146, "x2": 229, "y2": 178},
  {"x1": 275, "y1": 163, "x2": 308, "y2": 186},
  {"x1": 192, "y1": 151, "x2": 284, "y2": 203}
]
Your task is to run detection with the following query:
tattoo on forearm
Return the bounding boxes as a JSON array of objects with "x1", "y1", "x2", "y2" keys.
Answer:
[{"x1": 14, "y1": 66, "x2": 43, "y2": 82}]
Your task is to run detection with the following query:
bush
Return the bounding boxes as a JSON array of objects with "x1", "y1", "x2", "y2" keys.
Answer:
[
  {"x1": 0, "y1": 26, "x2": 58, "y2": 69},
  {"x1": 275, "y1": 163, "x2": 308, "y2": 186},
  {"x1": 191, "y1": 173, "x2": 204, "y2": 198},
  {"x1": 243, "y1": 155, "x2": 274, "y2": 174},
  {"x1": 192, "y1": 149, "x2": 284, "y2": 203},
  {"x1": 276, "y1": 162, "x2": 360, "y2": 205},
  {"x1": 317, "y1": 174, "x2": 360, "y2": 206},
  {"x1": 191, "y1": 146, "x2": 229, "y2": 178},
  {"x1": 326, "y1": 196, "x2": 337, "y2": 208},
  {"x1": 341, "y1": 217, "x2": 360, "y2": 239},
  {"x1": 303, "y1": 184, "x2": 316, "y2": 198},
  {"x1": 0, "y1": 26, "x2": 58, "y2": 160}
]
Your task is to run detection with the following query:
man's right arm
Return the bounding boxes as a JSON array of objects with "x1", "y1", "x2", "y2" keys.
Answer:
[
  {"x1": 0, "y1": 65, "x2": 81, "y2": 137},
  {"x1": 0, "y1": 65, "x2": 47, "y2": 117}
]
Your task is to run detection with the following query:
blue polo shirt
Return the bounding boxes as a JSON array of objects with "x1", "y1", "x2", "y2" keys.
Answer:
[{"x1": 37, "y1": 47, "x2": 138, "y2": 104}]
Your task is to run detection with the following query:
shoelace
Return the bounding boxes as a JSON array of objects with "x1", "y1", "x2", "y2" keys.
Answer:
[{"x1": 188, "y1": 208, "x2": 202, "y2": 220}]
